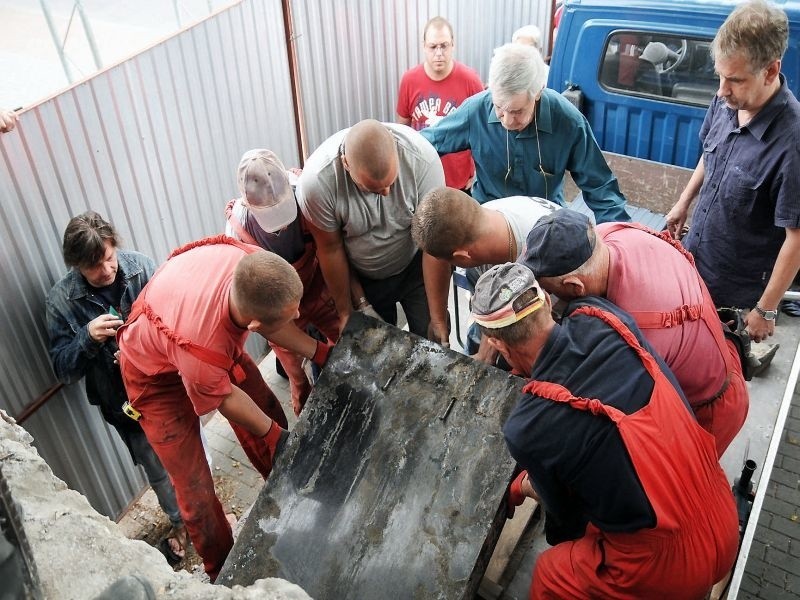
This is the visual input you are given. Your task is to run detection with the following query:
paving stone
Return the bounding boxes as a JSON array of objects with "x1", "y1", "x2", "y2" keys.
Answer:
[
  {"x1": 760, "y1": 526, "x2": 792, "y2": 554},
  {"x1": 763, "y1": 495, "x2": 800, "y2": 522},
  {"x1": 783, "y1": 455, "x2": 800, "y2": 476},
  {"x1": 774, "y1": 482, "x2": 800, "y2": 504},
  {"x1": 769, "y1": 467, "x2": 800, "y2": 490},
  {"x1": 779, "y1": 438, "x2": 800, "y2": 462}
]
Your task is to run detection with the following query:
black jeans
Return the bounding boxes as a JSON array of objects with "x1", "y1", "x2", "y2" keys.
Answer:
[{"x1": 359, "y1": 251, "x2": 430, "y2": 337}]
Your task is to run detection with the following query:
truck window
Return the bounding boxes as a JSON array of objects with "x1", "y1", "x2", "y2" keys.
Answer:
[{"x1": 599, "y1": 32, "x2": 717, "y2": 106}]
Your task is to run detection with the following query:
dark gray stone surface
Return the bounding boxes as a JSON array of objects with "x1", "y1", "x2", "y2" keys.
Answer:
[{"x1": 217, "y1": 313, "x2": 525, "y2": 599}]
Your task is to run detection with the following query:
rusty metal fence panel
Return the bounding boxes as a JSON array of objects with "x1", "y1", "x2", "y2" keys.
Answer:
[
  {"x1": 0, "y1": 0, "x2": 298, "y2": 519},
  {"x1": 291, "y1": 0, "x2": 552, "y2": 154}
]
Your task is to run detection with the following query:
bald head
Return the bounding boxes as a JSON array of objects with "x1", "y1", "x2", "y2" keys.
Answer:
[{"x1": 343, "y1": 120, "x2": 399, "y2": 194}]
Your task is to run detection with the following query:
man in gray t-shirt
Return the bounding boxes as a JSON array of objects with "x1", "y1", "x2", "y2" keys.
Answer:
[{"x1": 297, "y1": 119, "x2": 446, "y2": 338}]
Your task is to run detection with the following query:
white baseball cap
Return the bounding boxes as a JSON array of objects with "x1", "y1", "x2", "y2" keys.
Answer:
[{"x1": 237, "y1": 149, "x2": 297, "y2": 233}]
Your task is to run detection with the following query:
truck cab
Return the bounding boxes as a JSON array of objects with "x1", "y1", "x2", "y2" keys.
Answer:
[{"x1": 549, "y1": 0, "x2": 800, "y2": 168}]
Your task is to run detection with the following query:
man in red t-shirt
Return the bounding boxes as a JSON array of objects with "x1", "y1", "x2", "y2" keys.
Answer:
[
  {"x1": 118, "y1": 237, "x2": 332, "y2": 581},
  {"x1": 396, "y1": 16, "x2": 483, "y2": 192}
]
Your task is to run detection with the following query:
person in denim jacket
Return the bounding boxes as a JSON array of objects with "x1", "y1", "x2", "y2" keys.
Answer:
[{"x1": 45, "y1": 210, "x2": 187, "y2": 564}]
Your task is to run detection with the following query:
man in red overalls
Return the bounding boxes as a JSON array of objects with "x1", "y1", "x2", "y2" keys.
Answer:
[
  {"x1": 472, "y1": 263, "x2": 738, "y2": 598},
  {"x1": 521, "y1": 209, "x2": 748, "y2": 457},
  {"x1": 118, "y1": 237, "x2": 333, "y2": 581},
  {"x1": 225, "y1": 149, "x2": 344, "y2": 416}
]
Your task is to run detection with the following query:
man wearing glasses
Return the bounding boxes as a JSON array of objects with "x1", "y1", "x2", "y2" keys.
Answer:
[
  {"x1": 421, "y1": 43, "x2": 630, "y2": 224},
  {"x1": 472, "y1": 262, "x2": 737, "y2": 598},
  {"x1": 396, "y1": 16, "x2": 483, "y2": 194}
]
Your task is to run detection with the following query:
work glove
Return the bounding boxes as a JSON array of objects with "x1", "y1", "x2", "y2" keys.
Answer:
[
  {"x1": 506, "y1": 470, "x2": 529, "y2": 518},
  {"x1": 312, "y1": 339, "x2": 335, "y2": 367},
  {"x1": 358, "y1": 302, "x2": 383, "y2": 322},
  {"x1": 263, "y1": 419, "x2": 289, "y2": 462}
]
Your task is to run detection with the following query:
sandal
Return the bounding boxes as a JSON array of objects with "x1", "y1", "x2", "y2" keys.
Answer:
[{"x1": 158, "y1": 526, "x2": 188, "y2": 567}]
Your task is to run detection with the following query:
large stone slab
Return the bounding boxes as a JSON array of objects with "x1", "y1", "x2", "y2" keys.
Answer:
[{"x1": 217, "y1": 312, "x2": 525, "y2": 599}]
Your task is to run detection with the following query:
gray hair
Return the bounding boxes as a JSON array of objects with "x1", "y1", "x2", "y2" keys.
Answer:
[
  {"x1": 712, "y1": 0, "x2": 788, "y2": 72},
  {"x1": 512, "y1": 25, "x2": 542, "y2": 51},
  {"x1": 488, "y1": 43, "x2": 548, "y2": 103}
]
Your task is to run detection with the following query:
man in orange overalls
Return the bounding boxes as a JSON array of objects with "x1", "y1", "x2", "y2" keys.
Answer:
[
  {"x1": 225, "y1": 149, "x2": 342, "y2": 416},
  {"x1": 472, "y1": 263, "x2": 738, "y2": 599},
  {"x1": 118, "y1": 237, "x2": 332, "y2": 581}
]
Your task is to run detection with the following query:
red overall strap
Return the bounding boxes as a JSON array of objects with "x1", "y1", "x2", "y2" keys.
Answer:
[
  {"x1": 601, "y1": 222, "x2": 703, "y2": 329},
  {"x1": 225, "y1": 199, "x2": 260, "y2": 246},
  {"x1": 292, "y1": 216, "x2": 319, "y2": 287},
  {"x1": 522, "y1": 305, "x2": 661, "y2": 423},
  {"x1": 602, "y1": 222, "x2": 736, "y2": 376},
  {"x1": 167, "y1": 233, "x2": 260, "y2": 259},
  {"x1": 123, "y1": 235, "x2": 259, "y2": 383}
]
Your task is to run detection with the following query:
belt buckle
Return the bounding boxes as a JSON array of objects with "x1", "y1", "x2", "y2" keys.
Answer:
[{"x1": 122, "y1": 401, "x2": 141, "y2": 421}]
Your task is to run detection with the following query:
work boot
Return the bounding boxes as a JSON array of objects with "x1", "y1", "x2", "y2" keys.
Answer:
[{"x1": 747, "y1": 343, "x2": 780, "y2": 378}]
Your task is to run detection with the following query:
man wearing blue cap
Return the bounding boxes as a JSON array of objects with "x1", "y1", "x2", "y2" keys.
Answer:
[
  {"x1": 472, "y1": 262, "x2": 737, "y2": 598},
  {"x1": 519, "y1": 208, "x2": 749, "y2": 456}
]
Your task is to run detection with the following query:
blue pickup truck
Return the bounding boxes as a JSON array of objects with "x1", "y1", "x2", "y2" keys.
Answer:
[{"x1": 549, "y1": 0, "x2": 800, "y2": 168}]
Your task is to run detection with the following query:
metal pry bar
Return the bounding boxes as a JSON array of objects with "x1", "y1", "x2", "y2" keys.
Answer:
[{"x1": 439, "y1": 397, "x2": 457, "y2": 421}]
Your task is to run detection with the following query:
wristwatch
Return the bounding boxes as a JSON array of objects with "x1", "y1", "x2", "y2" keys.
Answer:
[{"x1": 754, "y1": 305, "x2": 778, "y2": 321}]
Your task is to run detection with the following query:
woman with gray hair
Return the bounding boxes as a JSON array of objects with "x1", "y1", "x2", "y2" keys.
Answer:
[{"x1": 420, "y1": 43, "x2": 629, "y2": 224}]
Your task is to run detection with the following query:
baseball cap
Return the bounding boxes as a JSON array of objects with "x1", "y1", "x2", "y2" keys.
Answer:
[
  {"x1": 519, "y1": 209, "x2": 595, "y2": 277},
  {"x1": 237, "y1": 149, "x2": 297, "y2": 233},
  {"x1": 470, "y1": 263, "x2": 546, "y2": 329}
]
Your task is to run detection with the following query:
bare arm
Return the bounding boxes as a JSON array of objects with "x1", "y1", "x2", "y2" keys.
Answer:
[
  {"x1": 266, "y1": 322, "x2": 318, "y2": 359},
  {"x1": 666, "y1": 157, "x2": 705, "y2": 239},
  {"x1": 217, "y1": 384, "x2": 272, "y2": 436},
  {"x1": 422, "y1": 253, "x2": 452, "y2": 345},
  {"x1": 744, "y1": 227, "x2": 800, "y2": 342},
  {"x1": 396, "y1": 115, "x2": 412, "y2": 126},
  {"x1": 306, "y1": 220, "x2": 353, "y2": 331}
]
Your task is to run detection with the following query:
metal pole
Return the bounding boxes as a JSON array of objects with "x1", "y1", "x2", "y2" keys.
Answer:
[
  {"x1": 39, "y1": 0, "x2": 76, "y2": 83},
  {"x1": 74, "y1": 0, "x2": 103, "y2": 70}
]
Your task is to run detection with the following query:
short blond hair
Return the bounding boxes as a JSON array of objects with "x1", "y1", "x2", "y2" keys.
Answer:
[
  {"x1": 411, "y1": 187, "x2": 481, "y2": 258},
  {"x1": 712, "y1": 0, "x2": 788, "y2": 72},
  {"x1": 232, "y1": 251, "x2": 302, "y2": 323}
]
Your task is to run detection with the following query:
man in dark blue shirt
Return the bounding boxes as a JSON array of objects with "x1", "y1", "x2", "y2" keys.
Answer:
[
  {"x1": 471, "y1": 263, "x2": 738, "y2": 597},
  {"x1": 667, "y1": 0, "x2": 800, "y2": 345}
]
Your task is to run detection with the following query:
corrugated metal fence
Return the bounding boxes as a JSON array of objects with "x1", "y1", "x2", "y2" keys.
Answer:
[
  {"x1": 293, "y1": 0, "x2": 552, "y2": 152},
  {"x1": 0, "y1": 0, "x2": 552, "y2": 519}
]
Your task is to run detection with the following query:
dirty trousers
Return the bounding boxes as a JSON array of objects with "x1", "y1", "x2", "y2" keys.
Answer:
[{"x1": 121, "y1": 353, "x2": 287, "y2": 581}]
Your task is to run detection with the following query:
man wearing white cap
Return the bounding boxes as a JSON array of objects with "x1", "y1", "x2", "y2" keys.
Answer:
[
  {"x1": 226, "y1": 149, "x2": 340, "y2": 415},
  {"x1": 472, "y1": 263, "x2": 738, "y2": 598}
]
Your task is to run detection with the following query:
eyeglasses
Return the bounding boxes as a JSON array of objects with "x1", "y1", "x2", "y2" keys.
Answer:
[{"x1": 425, "y1": 42, "x2": 452, "y2": 54}]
